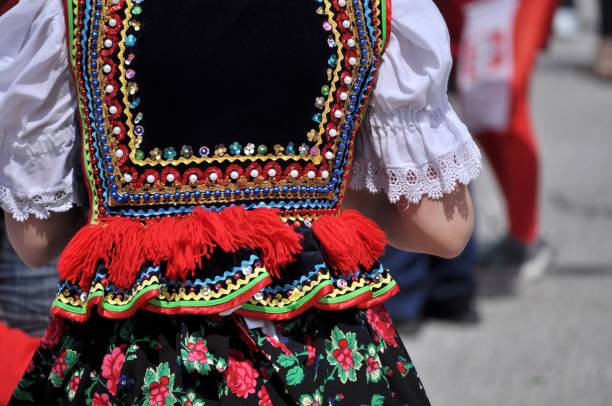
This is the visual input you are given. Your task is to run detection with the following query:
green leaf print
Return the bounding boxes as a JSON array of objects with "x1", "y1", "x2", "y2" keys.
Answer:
[
  {"x1": 49, "y1": 349, "x2": 80, "y2": 388},
  {"x1": 286, "y1": 365, "x2": 305, "y2": 386},
  {"x1": 164, "y1": 393, "x2": 177, "y2": 406},
  {"x1": 144, "y1": 368, "x2": 157, "y2": 387},
  {"x1": 371, "y1": 394, "x2": 385, "y2": 406},
  {"x1": 278, "y1": 353, "x2": 297, "y2": 367}
]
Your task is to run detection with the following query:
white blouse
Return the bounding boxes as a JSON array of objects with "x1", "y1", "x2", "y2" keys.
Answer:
[
  {"x1": 0, "y1": 0, "x2": 77, "y2": 221},
  {"x1": 0, "y1": 0, "x2": 481, "y2": 221},
  {"x1": 349, "y1": 0, "x2": 481, "y2": 203}
]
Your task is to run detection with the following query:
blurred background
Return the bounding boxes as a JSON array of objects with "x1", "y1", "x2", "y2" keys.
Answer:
[{"x1": 390, "y1": 0, "x2": 612, "y2": 405}]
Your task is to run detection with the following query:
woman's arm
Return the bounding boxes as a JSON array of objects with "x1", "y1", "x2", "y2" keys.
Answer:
[
  {"x1": 4, "y1": 209, "x2": 84, "y2": 268},
  {"x1": 0, "y1": 1, "x2": 83, "y2": 267},
  {"x1": 344, "y1": 185, "x2": 474, "y2": 258}
]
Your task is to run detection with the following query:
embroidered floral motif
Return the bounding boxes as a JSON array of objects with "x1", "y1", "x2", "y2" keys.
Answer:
[
  {"x1": 101, "y1": 346, "x2": 126, "y2": 396},
  {"x1": 49, "y1": 349, "x2": 79, "y2": 388},
  {"x1": 299, "y1": 389, "x2": 324, "y2": 406},
  {"x1": 66, "y1": 369, "x2": 83, "y2": 401},
  {"x1": 90, "y1": 392, "x2": 113, "y2": 406},
  {"x1": 141, "y1": 362, "x2": 177, "y2": 406},
  {"x1": 326, "y1": 327, "x2": 364, "y2": 384},
  {"x1": 41, "y1": 317, "x2": 64, "y2": 349},
  {"x1": 366, "y1": 344, "x2": 383, "y2": 383},
  {"x1": 396, "y1": 356, "x2": 415, "y2": 378},
  {"x1": 366, "y1": 304, "x2": 399, "y2": 348},
  {"x1": 226, "y1": 350, "x2": 259, "y2": 399},
  {"x1": 180, "y1": 335, "x2": 214, "y2": 375},
  {"x1": 11, "y1": 308, "x2": 430, "y2": 405}
]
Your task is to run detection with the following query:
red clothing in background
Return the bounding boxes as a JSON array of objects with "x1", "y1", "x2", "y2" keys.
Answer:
[{"x1": 436, "y1": 0, "x2": 557, "y2": 243}]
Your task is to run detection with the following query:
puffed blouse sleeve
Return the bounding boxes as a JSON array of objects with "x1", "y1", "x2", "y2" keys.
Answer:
[
  {"x1": 0, "y1": 0, "x2": 78, "y2": 221},
  {"x1": 349, "y1": 0, "x2": 482, "y2": 204}
]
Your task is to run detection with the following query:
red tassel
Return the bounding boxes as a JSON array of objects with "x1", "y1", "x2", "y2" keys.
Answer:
[
  {"x1": 341, "y1": 210, "x2": 387, "y2": 269},
  {"x1": 58, "y1": 206, "x2": 304, "y2": 290},
  {"x1": 105, "y1": 218, "x2": 147, "y2": 289},
  {"x1": 58, "y1": 224, "x2": 109, "y2": 289},
  {"x1": 312, "y1": 210, "x2": 387, "y2": 275},
  {"x1": 219, "y1": 206, "x2": 303, "y2": 278}
]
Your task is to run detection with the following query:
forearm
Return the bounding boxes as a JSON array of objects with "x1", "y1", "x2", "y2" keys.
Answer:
[
  {"x1": 344, "y1": 186, "x2": 475, "y2": 258},
  {"x1": 4, "y1": 208, "x2": 85, "y2": 268}
]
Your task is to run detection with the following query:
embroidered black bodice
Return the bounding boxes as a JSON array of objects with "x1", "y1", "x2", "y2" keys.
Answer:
[{"x1": 66, "y1": 0, "x2": 388, "y2": 221}]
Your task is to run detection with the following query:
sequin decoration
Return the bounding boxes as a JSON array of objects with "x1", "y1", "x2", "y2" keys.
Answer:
[{"x1": 71, "y1": 0, "x2": 385, "y2": 216}]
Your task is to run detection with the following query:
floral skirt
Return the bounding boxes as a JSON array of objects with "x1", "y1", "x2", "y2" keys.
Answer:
[{"x1": 10, "y1": 306, "x2": 430, "y2": 405}]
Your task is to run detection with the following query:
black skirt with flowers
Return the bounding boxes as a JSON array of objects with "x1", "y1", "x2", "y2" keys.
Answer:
[{"x1": 10, "y1": 306, "x2": 430, "y2": 405}]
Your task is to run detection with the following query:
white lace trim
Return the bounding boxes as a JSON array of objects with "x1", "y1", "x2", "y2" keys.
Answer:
[
  {"x1": 349, "y1": 140, "x2": 482, "y2": 204},
  {"x1": 0, "y1": 181, "x2": 74, "y2": 222}
]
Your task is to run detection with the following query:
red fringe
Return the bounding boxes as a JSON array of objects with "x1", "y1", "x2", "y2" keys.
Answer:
[
  {"x1": 57, "y1": 206, "x2": 302, "y2": 290},
  {"x1": 312, "y1": 209, "x2": 387, "y2": 275},
  {"x1": 57, "y1": 207, "x2": 385, "y2": 291},
  {"x1": 219, "y1": 206, "x2": 304, "y2": 278}
]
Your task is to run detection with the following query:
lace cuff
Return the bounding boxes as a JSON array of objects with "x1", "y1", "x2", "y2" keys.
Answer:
[
  {"x1": 349, "y1": 140, "x2": 481, "y2": 204},
  {"x1": 349, "y1": 102, "x2": 482, "y2": 204},
  {"x1": 0, "y1": 180, "x2": 74, "y2": 222}
]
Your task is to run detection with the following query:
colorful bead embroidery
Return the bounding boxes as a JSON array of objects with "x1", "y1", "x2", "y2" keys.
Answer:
[{"x1": 65, "y1": 0, "x2": 387, "y2": 220}]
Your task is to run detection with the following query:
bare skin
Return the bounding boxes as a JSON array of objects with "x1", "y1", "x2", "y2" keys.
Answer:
[
  {"x1": 4, "y1": 209, "x2": 84, "y2": 268},
  {"x1": 5, "y1": 186, "x2": 473, "y2": 267},
  {"x1": 344, "y1": 185, "x2": 474, "y2": 259}
]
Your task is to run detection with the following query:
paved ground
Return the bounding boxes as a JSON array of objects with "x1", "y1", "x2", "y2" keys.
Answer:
[{"x1": 399, "y1": 5, "x2": 612, "y2": 406}]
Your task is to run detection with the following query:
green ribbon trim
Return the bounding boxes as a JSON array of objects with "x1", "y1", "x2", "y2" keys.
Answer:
[
  {"x1": 371, "y1": 279, "x2": 397, "y2": 298},
  {"x1": 147, "y1": 272, "x2": 270, "y2": 309},
  {"x1": 318, "y1": 284, "x2": 372, "y2": 304},
  {"x1": 52, "y1": 271, "x2": 270, "y2": 314},
  {"x1": 380, "y1": 0, "x2": 388, "y2": 52},
  {"x1": 240, "y1": 280, "x2": 334, "y2": 314}
]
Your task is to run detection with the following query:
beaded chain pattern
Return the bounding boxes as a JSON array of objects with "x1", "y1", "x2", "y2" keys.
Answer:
[{"x1": 64, "y1": 0, "x2": 387, "y2": 222}]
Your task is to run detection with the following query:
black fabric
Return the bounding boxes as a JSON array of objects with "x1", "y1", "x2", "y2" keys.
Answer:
[{"x1": 134, "y1": 0, "x2": 329, "y2": 151}]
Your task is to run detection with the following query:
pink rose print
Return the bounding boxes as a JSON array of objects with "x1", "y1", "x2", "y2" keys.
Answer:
[
  {"x1": 226, "y1": 350, "x2": 259, "y2": 399},
  {"x1": 90, "y1": 392, "x2": 112, "y2": 406},
  {"x1": 101, "y1": 347, "x2": 126, "y2": 396},
  {"x1": 69, "y1": 374, "x2": 81, "y2": 392},
  {"x1": 41, "y1": 317, "x2": 64, "y2": 349},
  {"x1": 366, "y1": 305, "x2": 399, "y2": 347}
]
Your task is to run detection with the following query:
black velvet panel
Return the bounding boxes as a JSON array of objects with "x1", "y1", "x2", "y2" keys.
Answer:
[{"x1": 134, "y1": 0, "x2": 330, "y2": 151}]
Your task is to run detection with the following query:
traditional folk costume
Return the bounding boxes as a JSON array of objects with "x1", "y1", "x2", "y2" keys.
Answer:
[{"x1": 0, "y1": 0, "x2": 480, "y2": 404}]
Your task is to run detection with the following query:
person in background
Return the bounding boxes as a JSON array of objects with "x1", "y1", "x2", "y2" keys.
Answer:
[
  {"x1": 435, "y1": 0, "x2": 558, "y2": 281},
  {"x1": 385, "y1": 0, "x2": 558, "y2": 327}
]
